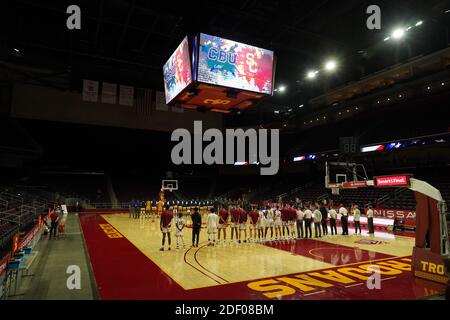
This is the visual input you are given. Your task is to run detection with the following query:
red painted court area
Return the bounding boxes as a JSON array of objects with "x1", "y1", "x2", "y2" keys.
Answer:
[
  {"x1": 265, "y1": 239, "x2": 392, "y2": 265},
  {"x1": 80, "y1": 213, "x2": 445, "y2": 300}
]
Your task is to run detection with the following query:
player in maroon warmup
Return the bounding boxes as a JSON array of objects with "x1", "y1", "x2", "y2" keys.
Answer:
[
  {"x1": 160, "y1": 204, "x2": 174, "y2": 251},
  {"x1": 230, "y1": 206, "x2": 240, "y2": 243},
  {"x1": 218, "y1": 205, "x2": 229, "y2": 243},
  {"x1": 280, "y1": 205, "x2": 289, "y2": 240},
  {"x1": 288, "y1": 205, "x2": 297, "y2": 240}
]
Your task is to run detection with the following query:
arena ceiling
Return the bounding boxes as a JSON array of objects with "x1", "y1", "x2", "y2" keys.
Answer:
[{"x1": 1, "y1": 0, "x2": 450, "y2": 117}]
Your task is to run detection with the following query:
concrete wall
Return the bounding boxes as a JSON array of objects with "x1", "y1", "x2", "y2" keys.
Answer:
[{"x1": 10, "y1": 84, "x2": 223, "y2": 132}]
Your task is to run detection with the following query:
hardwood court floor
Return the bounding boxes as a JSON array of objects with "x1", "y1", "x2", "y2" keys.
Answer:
[{"x1": 79, "y1": 213, "x2": 446, "y2": 300}]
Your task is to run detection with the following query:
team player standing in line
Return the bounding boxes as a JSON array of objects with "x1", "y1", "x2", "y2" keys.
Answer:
[
  {"x1": 230, "y1": 206, "x2": 240, "y2": 243},
  {"x1": 206, "y1": 208, "x2": 219, "y2": 246},
  {"x1": 239, "y1": 206, "x2": 248, "y2": 243},
  {"x1": 249, "y1": 207, "x2": 259, "y2": 242},
  {"x1": 160, "y1": 204, "x2": 174, "y2": 251},
  {"x1": 313, "y1": 205, "x2": 322, "y2": 238},
  {"x1": 154, "y1": 200, "x2": 366, "y2": 252},
  {"x1": 320, "y1": 203, "x2": 328, "y2": 236},
  {"x1": 329, "y1": 206, "x2": 338, "y2": 235},
  {"x1": 280, "y1": 205, "x2": 289, "y2": 240},
  {"x1": 265, "y1": 207, "x2": 274, "y2": 240},
  {"x1": 367, "y1": 205, "x2": 375, "y2": 234},
  {"x1": 296, "y1": 205, "x2": 304, "y2": 239},
  {"x1": 218, "y1": 205, "x2": 229, "y2": 243},
  {"x1": 339, "y1": 204, "x2": 349, "y2": 235},
  {"x1": 353, "y1": 204, "x2": 362, "y2": 234},
  {"x1": 257, "y1": 207, "x2": 266, "y2": 242},
  {"x1": 175, "y1": 211, "x2": 186, "y2": 250},
  {"x1": 274, "y1": 206, "x2": 282, "y2": 240},
  {"x1": 303, "y1": 206, "x2": 312, "y2": 238},
  {"x1": 288, "y1": 205, "x2": 297, "y2": 240}
]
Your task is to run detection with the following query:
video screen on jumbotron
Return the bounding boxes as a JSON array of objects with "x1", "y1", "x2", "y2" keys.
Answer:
[
  {"x1": 197, "y1": 33, "x2": 274, "y2": 95},
  {"x1": 163, "y1": 36, "x2": 192, "y2": 104}
]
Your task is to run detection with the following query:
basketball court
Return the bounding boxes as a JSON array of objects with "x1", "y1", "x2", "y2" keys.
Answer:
[
  {"x1": 79, "y1": 212, "x2": 445, "y2": 300},
  {"x1": 1, "y1": 1, "x2": 449, "y2": 310}
]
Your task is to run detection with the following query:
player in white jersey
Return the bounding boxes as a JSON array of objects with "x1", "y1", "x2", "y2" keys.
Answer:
[
  {"x1": 339, "y1": 204, "x2": 349, "y2": 235},
  {"x1": 175, "y1": 212, "x2": 186, "y2": 249},
  {"x1": 303, "y1": 207, "x2": 313, "y2": 238},
  {"x1": 329, "y1": 206, "x2": 338, "y2": 235},
  {"x1": 257, "y1": 207, "x2": 266, "y2": 241},
  {"x1": 273, "y1": 206, "x2": 282, "y2": 240},
  {"x1": 206, "y1": 208, "x2": 219, "y2": 246},
  {"x1": 313, "y1": 206, "x2": 322, "y2": 238},
  {"x1": 265, "y1": 208, "x2": 274, "y2": 240}
]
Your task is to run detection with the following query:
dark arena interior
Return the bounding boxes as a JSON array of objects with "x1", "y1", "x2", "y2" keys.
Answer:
[{"x1": 0, "y1": 0, "x2": 450, "y2": 313}]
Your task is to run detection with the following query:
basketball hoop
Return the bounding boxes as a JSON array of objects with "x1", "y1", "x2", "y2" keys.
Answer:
[
  {"x1": 331, "y1": 187, "x2": 340, "y2": 196},
  {"x1": 162, "y1": 180, "x2": 178, "y2": 192}
]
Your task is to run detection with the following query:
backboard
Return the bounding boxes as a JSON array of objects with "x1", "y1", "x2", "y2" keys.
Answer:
[
  {"x1": 162, "y1": 180, "x2": 178, "y2": 192},
  {"x1": 325, "y1": 161, "x2": 370, "y2": 192}
]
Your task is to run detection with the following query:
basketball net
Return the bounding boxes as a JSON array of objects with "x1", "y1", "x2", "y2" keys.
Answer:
[{"x1": 331, "y1": 187, "x2": 340, "y2": 195}]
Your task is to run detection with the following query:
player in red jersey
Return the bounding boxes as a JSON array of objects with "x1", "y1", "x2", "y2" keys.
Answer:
[
  {"x1": 280, "y1": 205, "x2": 289, "y2": 240},
  {"x1": 230, "y1": 206, "x2": 240, "y2": 243},
  {"x1": 238, "y1": 206, "x2": 248, "y2": 243},
  {"x1": 288, "y1": 205, "x2": 297, "y2": 240},
  {"x1": 218, "y1": 205, "x2": 229, "y2": 243},
  {"x1": 160, "y1": 204, "x2": 174, "y2": 251}
]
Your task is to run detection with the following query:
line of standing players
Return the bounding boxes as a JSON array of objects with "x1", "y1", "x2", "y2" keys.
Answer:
[{"x1": 156, "y1": 202, "x2": 375, "y2": 251}]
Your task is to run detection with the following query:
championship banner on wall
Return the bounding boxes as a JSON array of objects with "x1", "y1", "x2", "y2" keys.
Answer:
[
  {"x1": 82, "y1": 80, "x2": 99, "y2": 102},
  {"x1": 156, "y1": 91, "x2": 169, "y2": 111},
  {"x1": 101, "y1": 82, "x2": 117, "y2": 104},
  {"x1": 119, "y1": 85, "x2": 134, "y2": 106}
]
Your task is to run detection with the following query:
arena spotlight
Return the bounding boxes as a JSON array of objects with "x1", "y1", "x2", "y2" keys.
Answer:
[
  {"x1": 392, "y1": 29, "x2": 405, "y2": 40},
  {"x1": 415, "y1": 21, "x2": 423, "y2": 26},
  {"x1": 278, "y1": 85, "x2": 287, "y2": 93},
  {"x1": 384, "y1": 37, "x2": 391, "y2": 41},
  {"x1": 324, "y1": 60, "x2": 337, "y2": 72},
  {"x1": 307, "y1": 70, "x2": 318, "y2": 79}
]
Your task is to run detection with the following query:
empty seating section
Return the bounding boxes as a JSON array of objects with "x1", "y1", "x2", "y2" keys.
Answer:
[
  {"x1": 0, "y1": 188, "x2": 50, "y2": 252},
  {"x1": 270, "y1": 178, "x2": 450, "y2": 212},
  {"x1": 336, "y1": 187, "x2": 398, "y2": 207}
]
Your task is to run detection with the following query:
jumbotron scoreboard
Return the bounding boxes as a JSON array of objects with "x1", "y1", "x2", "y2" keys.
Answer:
[{"x1": 163, "y1": 34, "x2": 276, "y2": 113}]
